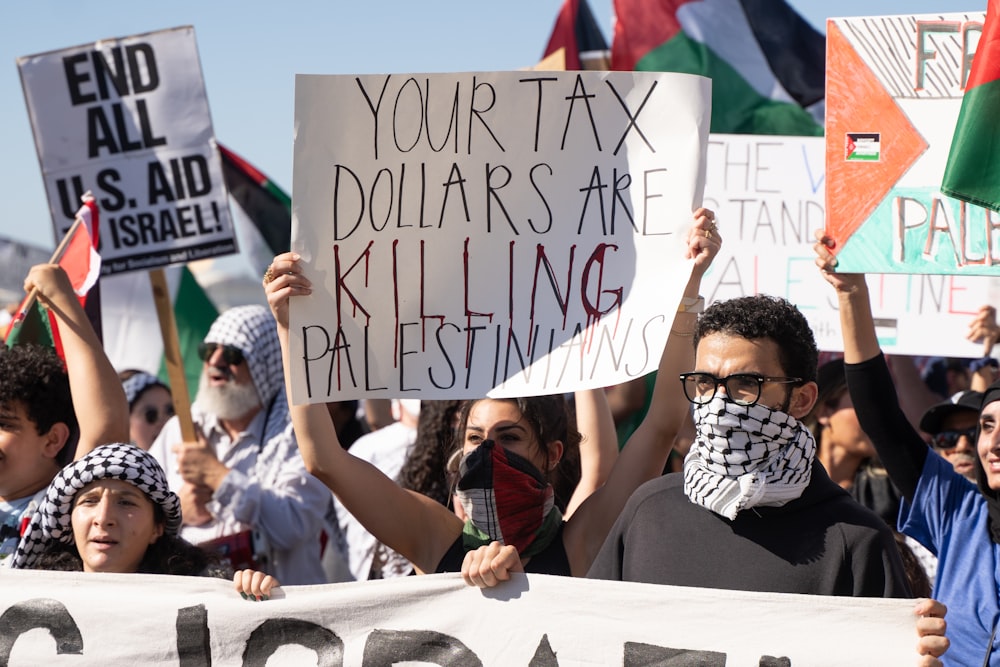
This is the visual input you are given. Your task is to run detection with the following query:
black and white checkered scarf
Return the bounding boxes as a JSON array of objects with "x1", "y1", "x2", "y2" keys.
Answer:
[
  {"x1": 203, "y1": 305, "x2": 282, "y2": 408},
  {"x1": 10, "y1": 443, "x2": 181, "y2": 569},
  {"x1": 683, "y1": 396, "x2": 815, "y2": 520},
  {"x1": 121, "y1": 371, "x2": 168, "y2": 409}
]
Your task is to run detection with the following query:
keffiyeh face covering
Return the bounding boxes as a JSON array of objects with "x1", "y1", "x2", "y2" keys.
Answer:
[
  {"x1": 11, "y1": 443, "x2": 181, "y2": 569},
  {"x1": 455, "y1": 440, "x2": 562, "y2": 559},
  {"x1": 683, "y1": 396, "x2": 816, "y2": 520}
]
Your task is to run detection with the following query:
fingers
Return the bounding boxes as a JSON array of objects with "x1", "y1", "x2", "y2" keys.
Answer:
[
  {"x1": 914, "y1": 599, "x2": 949, "y2": 661},
  {"x1": 812, "y1": 228, "x2": 839, "y2": 272},
  {"x1": 686, "y1": 208, "x2": 721, "y2": 264},
  {"x1": 264, "y1": 253, "x2": 310, "y2": 289},
  {"x1": 461, "y1": 542, "x2": 523, "y2": 588},
  {"x1": 234, "y1": 569, "x2": 280, "y2": 601}
]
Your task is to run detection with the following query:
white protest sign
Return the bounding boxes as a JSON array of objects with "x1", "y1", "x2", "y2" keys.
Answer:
[
  {"x1": 0, "y1": 570, "x2": 916, "y2": 665},
  {"x1": 17, "y1": 26, "x2": 237, "y2": 275},
  {"x1": 289, "y1": 70, "x2": 711, "y2": 402},
  {"x1": 702, "y1": 133, "x2": 1000, "y2": 357}
]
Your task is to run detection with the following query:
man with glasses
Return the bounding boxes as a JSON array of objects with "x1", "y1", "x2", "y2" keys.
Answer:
[
  {"x1": 148, "y1": 304, "x2": 330, "y2": 584},
  {"x1": 919, "y1": 390, "x2": 982, "y2": 483},
  {"x1": 589, "y1": 294, "x2": 910, "y2": 598}
]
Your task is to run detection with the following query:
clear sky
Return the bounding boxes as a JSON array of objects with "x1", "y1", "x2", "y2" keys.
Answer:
[{"x1": 1, "y1": 0, "x2": 977, "y2": 250}]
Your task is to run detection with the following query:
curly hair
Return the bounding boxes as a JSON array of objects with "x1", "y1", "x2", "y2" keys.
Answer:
[
  {"x1": 694, "y1": 294, "x2": 818, "y2": 383},
  {"x1": 398, "y1": 400, "x2": 465, "y2": 506},
  {"x1": 0, "y1": 344, "x2": 78, "y2": 464},
  {"x1": 455, "y1": 395, "x2": 583, "y2": 511}
]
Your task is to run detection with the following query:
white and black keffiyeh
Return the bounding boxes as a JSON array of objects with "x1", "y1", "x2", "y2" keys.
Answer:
[
  {"x1": 121, "y1": 371, "x2": 168, "y2": 409},
  {"x1": 203, "y1": 305, "x2": 282, "y2": 407},
  {"x1": 10, "y1": 443, "x2": 181, "y2": 569},
  {"x1": 683, "y1": 396, "x2": 816, "y2": 520}
]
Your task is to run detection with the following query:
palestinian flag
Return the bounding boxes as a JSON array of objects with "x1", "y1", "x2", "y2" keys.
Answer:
[
  {"x1": 5, "y1": 193, "x2": 101, "y2": 352},
  {"x1": 543, "y1": 0, "x2": 610, "y2": 70},
  {"x1": 611, "y1": 0, "x2": 825, "y2": 136},
  {"x1": 218, "y1": 142, "x2": 291, "y2": 274},
  {"x1": 941, "y1": 0, "x2": 1000, "y2": 212}
]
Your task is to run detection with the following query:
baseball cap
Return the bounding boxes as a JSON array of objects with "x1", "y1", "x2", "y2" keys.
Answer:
[{"x1": 919, "y1": 390, "x2": 983, "y2": 434}]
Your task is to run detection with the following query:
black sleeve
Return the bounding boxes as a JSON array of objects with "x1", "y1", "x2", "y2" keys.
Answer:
[{"x1": 844, "y1": 353, "x2": 928, "y2": 501}]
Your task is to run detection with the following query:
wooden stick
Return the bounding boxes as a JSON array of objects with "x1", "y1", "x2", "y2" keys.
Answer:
[{"x1": 149, "y1": 267, "x2": 197, "y2": 442}]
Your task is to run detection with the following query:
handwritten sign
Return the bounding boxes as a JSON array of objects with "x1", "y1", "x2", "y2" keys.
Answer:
[
  {"x1": 288, "y1": 71, "x2": 711, "y2": 402},
  {"x1": 0, "y1": 570, "x2": 916, "y2": 665},
  {"x1": 824, "y1": 11, "x2": 1000, "y2": 275},
  {"x1": 702, "y1": 133, "x2": 1000, "y2": 356},
  {"x1": 17, "y1": 26, "x2": 237, "y2": 275}
]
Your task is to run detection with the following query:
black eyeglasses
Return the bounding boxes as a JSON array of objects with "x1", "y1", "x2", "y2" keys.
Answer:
[
  {"x1": 931, "y1": 427, "x2": 977, "y2": 451},
  {"x1": 678, "y1": 372, "x2": 803, "y2": 407},
  {"x1": 142, "y1": 405, "x2": 175, "y2": 425},
  {"x1": 197, "y1": 342, "x2": 245, "y2": 366}
]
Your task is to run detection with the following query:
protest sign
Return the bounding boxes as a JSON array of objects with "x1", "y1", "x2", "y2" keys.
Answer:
[
  {"x1": 701, "y1": 133, "x2": 1000, "y2": 356},
  {"x1": 288, "y1": 70, "x2": 711, "y2": 402},
  {"x1": 824, "y1": 11, "x2": 1000, "y2": 275},
  {"x1": 0, "y1": 570, "x2": 915, "y2": 665},
  {"x1": 17, "y1": 26, "x2": 237, "y2": 275}
]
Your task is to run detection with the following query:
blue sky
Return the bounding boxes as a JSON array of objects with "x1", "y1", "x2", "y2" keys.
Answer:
[{"x1": 1, "y1": 0, "x2": 976, "y2": 250}]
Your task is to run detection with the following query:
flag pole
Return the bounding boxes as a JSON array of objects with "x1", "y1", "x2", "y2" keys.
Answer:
[
  {"x1": 9, "y1": 216, "x2": 83, "y2": 330},
  {"x1": 149, "y1": 267, "x2": 198, "y2": 443}
]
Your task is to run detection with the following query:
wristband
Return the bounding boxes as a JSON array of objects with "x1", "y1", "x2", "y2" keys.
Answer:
[{"x1": 677, "y1": 296, "x2": 704, "y2": 314}]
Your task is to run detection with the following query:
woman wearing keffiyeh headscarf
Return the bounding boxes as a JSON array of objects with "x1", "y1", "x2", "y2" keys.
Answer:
[
  {"x1": 263, "y1": 208, "x2": 721, "y2": 583},
  {"x1": 11, "y1": 443, "x2": 280, "y2": 601},
  {"x1": 816, "y1": 232, "x2": 972, "y2": 666}
]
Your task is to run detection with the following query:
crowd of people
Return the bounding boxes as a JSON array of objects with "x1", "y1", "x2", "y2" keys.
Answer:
[{"x1": 10, "y1": 207, "x2": 1000, "y2": 663}]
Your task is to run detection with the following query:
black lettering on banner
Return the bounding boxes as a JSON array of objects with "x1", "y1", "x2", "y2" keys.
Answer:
[
  {"x1": 242, "y1": 618, "x2": 342, "y2": 667},
  {"x1": 759, "y1": 657, "x2": 792, "y2": 667},
  {"x1": 175, "y1": 604, "x2": 211, "y2": 667},
  {"x1": 624, "y1": 642, "x2": 727, "y2": 666},
  {"x1": 528, "y1": 633, "x2": 558, "y2": 666},
  {"x1": 0, "y1": 598, "x2": 84, "y2": 663},
  {"x1": 360, "y1": 629, "x2": 481, "y2": 666},
  {"x1": 606, "y1": 79, "x2": 657, "y2": 156},
  {"x1": 64, "y1": 43, "x2": 161, "y2": 106}
]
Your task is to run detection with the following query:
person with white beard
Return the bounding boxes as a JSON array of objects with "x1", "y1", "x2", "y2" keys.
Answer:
[{"x1": 148, "y1": 305, "x2": 330, "y2": 584}]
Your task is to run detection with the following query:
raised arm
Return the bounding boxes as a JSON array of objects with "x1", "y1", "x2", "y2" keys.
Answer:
[
  {"x1": 563, "y1": 388, "x2": 619, "y2": 519},
  {"x1": 561, "y1": 208, "x2": 720, "y2": 575},
  {"x1": 24, "y1": 264, "x2": 129, "y2": 458},
  {"x1": 263, "y1": 253, "x2": 462, "y2": 574},
  {"x1": 813, "y1": 234, "x2": 927, "y2": 499}
]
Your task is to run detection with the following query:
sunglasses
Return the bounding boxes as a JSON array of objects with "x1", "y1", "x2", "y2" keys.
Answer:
[
  {"x1": 197, "y1": 342, "x2": 245, "y2": 366},
  {"x1": 142, "y1": 405, "x2": 175, "y2": 425},
  {"x1": 931, "y1": 427, "x2": 977, "y2": 451}
]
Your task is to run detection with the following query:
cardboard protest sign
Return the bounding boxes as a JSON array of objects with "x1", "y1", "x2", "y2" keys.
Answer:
[
  {"x1": 702, "y1": 133, "x2": 1000, "y2": 356},
  {"x1": 0, "y1": 570, "x2": 916, "y2": 665},
  {"x1": 825, "y1": 11, "x2": 1000, "y2": 275},
  {"x1": 18, "y1": 26, "x2": 237, "y2": 275},
  {"x1": 289, "y1": 70, "x2": 711, "y2": 402}
]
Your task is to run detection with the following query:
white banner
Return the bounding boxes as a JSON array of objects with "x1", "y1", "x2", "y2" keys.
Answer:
[
  {"x1": 702, "y1": 133, "x2": 1000, "y2": 357},
  {"x1": 288, "y1": 70, "x2": 711, "y2": 402},
  {"x1": 17, "y1": 26, "x2": 237, "y2": 275},
  {"x1": 0, "y1": 570, "x2": 916, "y2": 665}
]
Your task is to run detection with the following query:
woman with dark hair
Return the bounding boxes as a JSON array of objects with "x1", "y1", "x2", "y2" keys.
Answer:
[
  {"x1": 12, "y1": 443, "x2": 278, "y2": 600},
  {"x1": 263, "y1": 209, "x2": 721, "y2": 581},
  {"x1": 118, "y1": 370, "x2": 174, "y2": 451}
]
